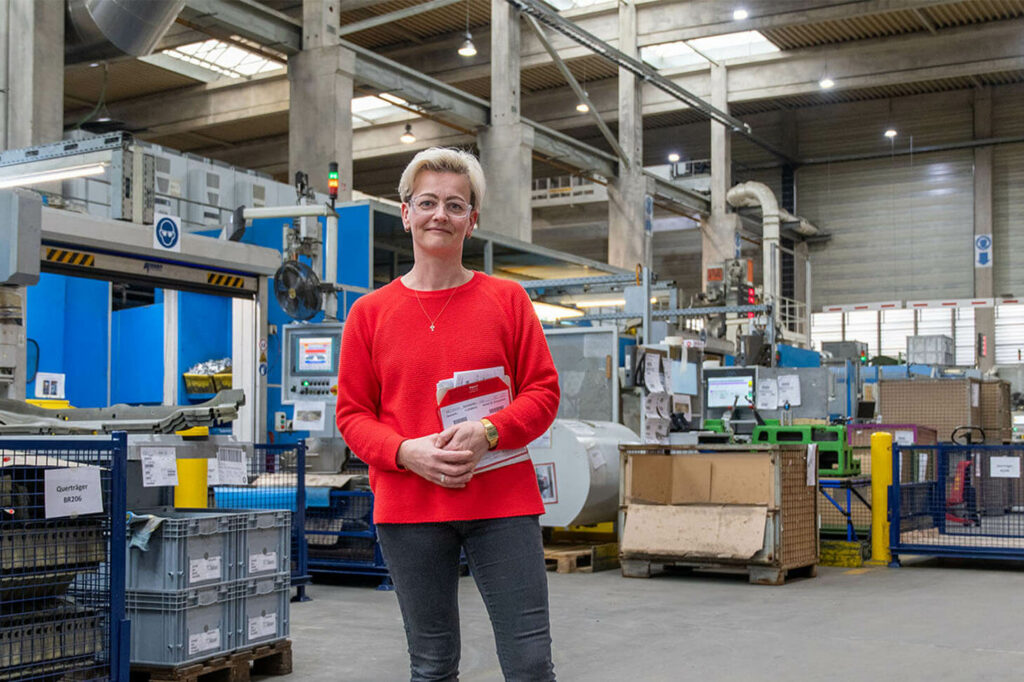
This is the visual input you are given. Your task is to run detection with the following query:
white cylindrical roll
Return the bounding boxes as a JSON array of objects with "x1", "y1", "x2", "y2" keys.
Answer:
[{"x1": 532, "y1": 419, "x2": 639, "y2": 528}]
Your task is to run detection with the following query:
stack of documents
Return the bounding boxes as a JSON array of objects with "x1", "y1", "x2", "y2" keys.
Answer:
[{"x1": 436, "y1": 366, "x2": 530, "y2": 473}]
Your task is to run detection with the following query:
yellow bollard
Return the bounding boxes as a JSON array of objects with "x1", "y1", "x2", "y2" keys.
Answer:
[
  {"x1": 174, "y1": 458, "x2": 209, "y2": 508},
  {"x1": 866, "y1": 432, "x2": 893, "y2": 566}
]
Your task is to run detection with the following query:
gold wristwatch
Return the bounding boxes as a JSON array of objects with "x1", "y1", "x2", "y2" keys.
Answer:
[{"x1": 480, "y1": 418, "x2": 499, "y2": 450}]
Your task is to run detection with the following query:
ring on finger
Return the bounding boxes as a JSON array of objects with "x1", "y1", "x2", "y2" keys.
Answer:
[{"x1": 441, "y1": 473, "x2": 447, "y2": 484}]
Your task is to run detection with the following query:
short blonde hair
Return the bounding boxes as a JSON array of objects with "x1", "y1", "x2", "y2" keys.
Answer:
[{"x1": 397, "y1": 147, "x2": 486, "y2": 213}]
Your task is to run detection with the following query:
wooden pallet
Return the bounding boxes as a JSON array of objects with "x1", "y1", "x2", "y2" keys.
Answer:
[
  {"x1": 130, "y1": 639, "x2": 292, "y2": 682},
  {"x1": 620, "y1": 556, "x2": 817, "y2": 585},
  {"x1": 543, "y1": 542, "x2": 619, "y2": 574}
]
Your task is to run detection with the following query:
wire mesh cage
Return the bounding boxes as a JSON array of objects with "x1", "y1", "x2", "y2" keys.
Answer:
[
  {"x1": 891, "y1": 444, "x2": 1024, "y2": 562},
  {"x1": 0, "y1": 433, "x2": 128, "y2": 682},
  {"x1": 209, "y1": 442, "x2": 309, "y2": 600}
]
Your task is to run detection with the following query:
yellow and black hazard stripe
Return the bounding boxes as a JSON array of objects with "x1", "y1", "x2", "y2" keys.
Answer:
[
  {"x1": 45, "y1": 248, "x2": 95, "y2": 267},
  {"x1": 207, "y1": 273, "x2": 246, "y2": 289}
]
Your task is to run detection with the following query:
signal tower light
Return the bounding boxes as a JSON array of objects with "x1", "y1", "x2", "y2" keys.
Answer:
[
  {"x1": 747, "y1": 286, "x2": 755, "y2": 319},
  {"x1": 860, "y1": 351, "x2": 869, "y2": 365},
  {"x1": 327, "y1": 162, "x2": 339, "y2": 204}
]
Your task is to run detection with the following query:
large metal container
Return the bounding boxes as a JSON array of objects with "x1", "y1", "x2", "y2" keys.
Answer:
[{"x1": 533, "y1": 419, "x2": 638, "y2": 528}]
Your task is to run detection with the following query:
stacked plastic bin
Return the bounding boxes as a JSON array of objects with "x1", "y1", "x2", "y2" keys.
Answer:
[{"x1": 126, "y1": 508, "x2": 291, "y2": 667}]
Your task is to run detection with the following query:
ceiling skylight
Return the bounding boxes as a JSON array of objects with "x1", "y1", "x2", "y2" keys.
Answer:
[
  {"x1": 350, "y1": 94, "x2": 414, "y2": 128},
  {"x1": 545, "y1": 0, "x2": 606, "y2": 10},
  {"x1": 162, "y1": 39, "x2": 285, "y2": 79},
  {"x1": 642, "y1": 31, "x2": 779, "y2": 70}
]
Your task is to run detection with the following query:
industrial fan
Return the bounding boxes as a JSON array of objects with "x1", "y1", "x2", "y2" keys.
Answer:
[{"x1": 274, "y1": 260, "x2": 322, "y2": 321}]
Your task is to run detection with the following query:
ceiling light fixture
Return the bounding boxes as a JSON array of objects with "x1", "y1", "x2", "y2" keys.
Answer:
[
  {"x1": 732, "y1": 8, "x2": 749, "y2": 20},
  {"x1": 400, "y1": 123, "x2": 416, "y2": 144},
  {"x1": 667, "y1": 152, "x2": 681, "y2": 163},
  {"x1": 576, "y1": 99, "x2": 590, "y2": 113},
  {"x1": 0, "y1": 163, "x2": 109, "y2": 190},
  {"x1": 884, "y1": 128, "x2": 898, "y2": 139},
  {"x1": 819, "y1": 77, "x2": 834, "y2": 89},
  {"x1": 457, "y1": 0, "x2": 476, "y2": 57}
]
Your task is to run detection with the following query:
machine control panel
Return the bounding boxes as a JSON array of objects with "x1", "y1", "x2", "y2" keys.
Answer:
[{"x1": 281, "y1": 322, "x2": 344, "y2": 405}]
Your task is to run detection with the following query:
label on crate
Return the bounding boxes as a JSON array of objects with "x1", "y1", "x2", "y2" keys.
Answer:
[
  {"x1": 189, "y1": 555, "x2": 222, "y2": 583},
  {"x1": 188, "y1": 628, "x2": 221, "y2": 655},
  {"x1": 248, "y1": 613, "x2": 278, "y2": 641},
  {"x1": 249, "y1": 551, "x2": 278, "y2": 574},
  {"x1": 216, "y1": 447, "x2": 248, "y2": 485},
  {"x1": 44, "y1": 466, "x2": 103, "y2": 519},
  {"x1": 141, "y1": 447, "x2": 178, "y2": 487}
]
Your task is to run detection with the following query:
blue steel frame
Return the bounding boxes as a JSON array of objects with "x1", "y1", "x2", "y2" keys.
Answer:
[
  {"x1": 819, "y1": 476, "x2": 872, "y2": 541},
  {"x1": 306, "y1": 490, "x2": 393, "y2": 591},
  {"x1": 0, "y1": 432, "x2": 129, "y2": 681},
  {"x1": 890, "y1": 443, "x2": 1024, "y2": 564}
]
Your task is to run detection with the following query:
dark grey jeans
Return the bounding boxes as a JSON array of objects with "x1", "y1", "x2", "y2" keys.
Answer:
[{"x1": 376, "y1": 515, "x2": 556, "y2": 682}]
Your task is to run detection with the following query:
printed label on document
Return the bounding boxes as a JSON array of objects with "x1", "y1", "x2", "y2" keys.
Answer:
[
  {"x1": 439, "y1": 391, "x2": 509, "y2": 425},
  {"x1": 189, "y1": 556, "x2": 222, "y2": 583},
  {"x1": 248, "y1": 613, "x2": 278, "y2": 641},
  {"x1": 249, "y1": 551, "x2": 278, "y2": 574},
  {"x1": 188, "y1": 628, "x2": 221, "y2": 655}
]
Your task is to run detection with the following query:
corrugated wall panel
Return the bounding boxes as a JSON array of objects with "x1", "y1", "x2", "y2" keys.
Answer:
[
  {"x1": 797, "y1": 91, "x2": 973, "y2": 158},
  {"x1": 993, "y1": 142, "x2": 1024, "y2": 297},
  {"x1": 992, "y1": 83, "x2": 1024, "y2": 136},
  {"x1": 798, "y1": 151, "x2": 975, "y2": 307}
]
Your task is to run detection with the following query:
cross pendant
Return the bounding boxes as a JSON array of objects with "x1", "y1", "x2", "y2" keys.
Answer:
[{"x1": 430, "y1": 324, "x2": 435, "y2": 332}]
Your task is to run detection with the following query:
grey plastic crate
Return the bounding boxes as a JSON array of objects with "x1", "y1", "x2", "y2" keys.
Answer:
[
  {"x1": 127, "y1": 509, "x2": 238, "y2": 591},
  {"x1": 233, "y1": 574, "x2": 290, "y2": 648},
  {"x1": 126, "y1": 582, "x2": 235, "y2": 666},
  {"x1": 235, "y1": 510, "x2": 291, "y2": 579}
]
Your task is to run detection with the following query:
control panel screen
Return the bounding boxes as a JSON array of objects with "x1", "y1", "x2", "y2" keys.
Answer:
[
  {"x1": 292, "y1": 335, "x2": 337, "y2": 375},
  {"x1": 707, "y1": 376, "x2": 754, "y2": 408}
]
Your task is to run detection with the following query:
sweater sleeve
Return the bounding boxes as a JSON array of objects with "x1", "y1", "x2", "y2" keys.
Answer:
[
  {"x1": 486, "y1": 285, "x2": 560, "y2": 449},
  {"x1": 335, "y1": 301, "x2": 405, "y2": 471}
]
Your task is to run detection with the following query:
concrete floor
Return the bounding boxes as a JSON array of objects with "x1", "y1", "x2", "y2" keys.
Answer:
[{"x1": 274, "y1": 559, "x2": 1024, "y2": 681}]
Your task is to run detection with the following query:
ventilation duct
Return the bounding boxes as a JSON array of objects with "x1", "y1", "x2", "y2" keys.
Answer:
[{"x1": 66, "y1": 0, "x2": 185, "y2": 62}]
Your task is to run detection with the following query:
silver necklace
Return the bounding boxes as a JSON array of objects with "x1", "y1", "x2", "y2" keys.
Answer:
[{"x1": 414, "y1": 288, "x2": 458, "y2": 332}]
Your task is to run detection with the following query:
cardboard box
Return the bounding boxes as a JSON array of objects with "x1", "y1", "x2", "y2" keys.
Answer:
[{"x1": 627, "y1": 453, "x2": 772, "y2": 507}]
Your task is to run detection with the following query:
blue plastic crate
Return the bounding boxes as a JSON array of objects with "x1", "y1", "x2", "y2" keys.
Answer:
[
  {"x1": 127, "y1": 509, "x2": 238, "y2": 591},
  {"x1": 232, "y1": 574, "x2": 290, "y2": 648},
  {"x1": 127, "y1": 582, "x2": 236, "y2": 666}
]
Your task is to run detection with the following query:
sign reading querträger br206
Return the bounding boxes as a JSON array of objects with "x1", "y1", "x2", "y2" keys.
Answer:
[
  {"x1": 153, "y1": 213, "x2": 182, "y2": 252},
  {"x1": 44, "y1": 466, "x2": 104, "y2": 518}
]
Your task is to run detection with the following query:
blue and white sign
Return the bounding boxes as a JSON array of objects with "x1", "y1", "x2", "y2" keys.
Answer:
[
  {"x1": 154, "y1": 213, "x2": 182, "y2": 252},
  {"x1": 975, "y1": 234, "x2": 993, "y2": 268}
]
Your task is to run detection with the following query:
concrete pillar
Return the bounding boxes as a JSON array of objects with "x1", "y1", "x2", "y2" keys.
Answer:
[
  {"x1": 3, "y1": 0, "x2": 64, "y2": 149},
  {"x1": 0, "y1": 0, "x2": 62, "y2": 402},
  {"x1": 973, "y1": 87, "x2": 995, "y2": 371},
  {"x1": 607, "y1": 0, "x2": 645, "y2": 270},
  {"x1": 478, "y1": 0, "x2": 532, "y2": 242},
  {"x1": 306, "y1": 0, "x2": 340, "y2": 49},
  {"x1": 701, "y1": 63, "x2": 737, "y2": 291},
  {"x1": 288, "y1": 45, "x2": 354, "y2": 202}
]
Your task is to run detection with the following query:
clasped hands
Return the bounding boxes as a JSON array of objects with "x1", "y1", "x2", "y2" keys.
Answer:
[{"x1": 396, "y1": 420, "x2": 491, "y2": 489}]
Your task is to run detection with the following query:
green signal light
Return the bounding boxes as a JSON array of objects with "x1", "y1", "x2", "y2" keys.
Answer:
[
  {"x1": 328, "y1": 172, "x2": 338, "y2": 179},
  {"x1": 302, "y1": 380, "x2": 310, "y2": 386}
]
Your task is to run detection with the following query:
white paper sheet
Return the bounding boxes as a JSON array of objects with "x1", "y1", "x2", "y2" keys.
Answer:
[
  {"x1": 44, "y1": 466, "x2": 103, "y2": 519},
  {"x1": 293, "y1": 401, "x2": 327, "y2": 432},
  {"x1": 141, "y1": 447, "x2": 178, "y2": 488},
  {"x1": 917, "y1": 453, "x2": 929, "y2": 482},
  {"x1": 438, "y1": 381, "x2": 529, "y2": 472},
  {"x1": 894, "y1": 429, "x2": 914, "y2": 446},
  {"x1": 990, "y1": 456, "x2": 1021, "y2": 479},
  {"x1": 644, "y1": 417, "x2": 670, "y2": 445},
  {"x1": 777, "y1": 374, "x2": 802, "y2": 407},
  {"x1": 215, "y1": 447, "x2": 248, "y2": 485},
  {"x1": 453, "y1": 365, "x2": 505, "y2": 387},
  {"x1": 806, "y1": 443, "x2": 817, "y2": 485},
  {"x1": 644, "y1": 353, "x2": 664, "y2": 393},
  {"x1": 755, "y1": 378, "x2": 779, "y2": 410}
]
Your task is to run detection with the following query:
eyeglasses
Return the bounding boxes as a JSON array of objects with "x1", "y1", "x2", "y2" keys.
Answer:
[{"x1": 408, "y1": 195, "x2": 472, "y2": 218}]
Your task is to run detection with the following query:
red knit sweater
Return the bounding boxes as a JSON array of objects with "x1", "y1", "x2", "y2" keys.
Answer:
[{"x1": 335, "y1": 272, "x2": 560, "y2": 523}]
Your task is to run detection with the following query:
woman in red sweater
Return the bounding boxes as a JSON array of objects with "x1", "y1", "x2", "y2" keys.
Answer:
[{"x1": 336, "y1": 147, "x2": 560, "y2": 681}]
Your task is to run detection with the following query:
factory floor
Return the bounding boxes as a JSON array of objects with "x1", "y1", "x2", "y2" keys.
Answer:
[{"x1": 271, "y1": 557, "x2": 1024, "y2": 681}]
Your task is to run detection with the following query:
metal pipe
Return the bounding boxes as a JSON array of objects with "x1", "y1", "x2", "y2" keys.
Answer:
[
  {"x1": 726, "y1": 181, "x2": 781, "y2": 305},
  {"x1": 503, "y1": 0, "x2": 798, "y2": 164},
  {"x1": 800, "y1": 134, "x2": 1024, "y2": 166},
  {"x1": 243, "y1": 204, "x2": 336, "y2": 220},
  {"x1": 323, "y1": 212, "x2": 339, "y2": 320}
]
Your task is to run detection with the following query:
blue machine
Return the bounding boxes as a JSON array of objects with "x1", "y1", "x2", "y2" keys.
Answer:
[{"x1": 776, "y1": 343, "x2": 821, "y2": 368}]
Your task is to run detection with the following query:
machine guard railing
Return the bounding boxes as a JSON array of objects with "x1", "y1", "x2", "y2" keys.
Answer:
[
  {"x1": 0, "y1": 432, "x2": 129, "y2": 681},
  {"x1": 890, "y1": 444, "x2": 1024, "y2": 563},
  {"x1": 211, "y1": 441, "x2": 310, "y2": 601}
]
